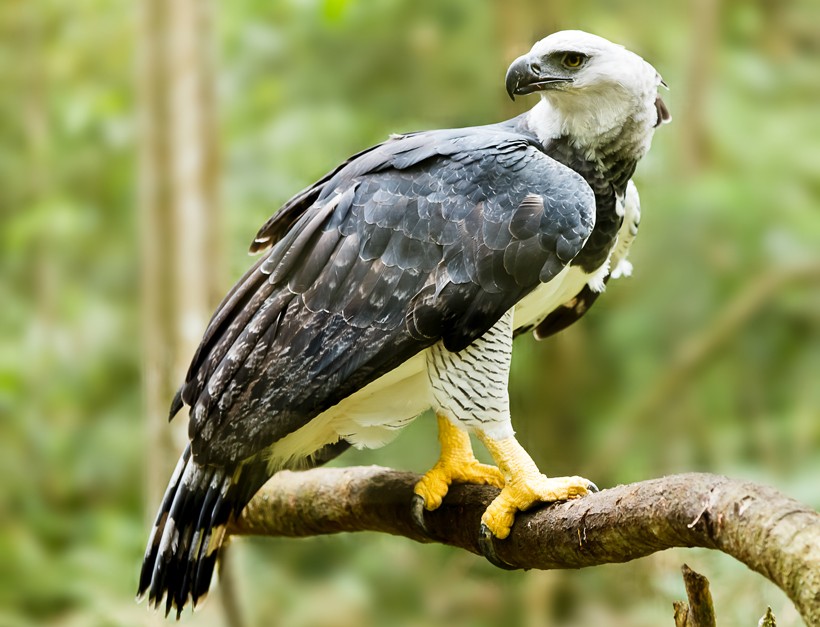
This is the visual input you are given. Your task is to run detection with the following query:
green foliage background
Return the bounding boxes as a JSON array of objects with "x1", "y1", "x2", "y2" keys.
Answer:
[{"x1": 1, "y1": 0, "x2": 818, "y2": 625}]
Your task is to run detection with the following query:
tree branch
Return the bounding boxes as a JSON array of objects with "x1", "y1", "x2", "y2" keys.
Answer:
[
  {"x1": 230, "y1": 467, "x2": 820, "y2": 624},
  {"x1": 678, "y1": 564, "x2": 717, "y2": 627}
]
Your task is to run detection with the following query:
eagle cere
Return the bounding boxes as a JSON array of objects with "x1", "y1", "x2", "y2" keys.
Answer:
[{"x1": 138, "y1": 30, "x2": 669, "y2": 617}]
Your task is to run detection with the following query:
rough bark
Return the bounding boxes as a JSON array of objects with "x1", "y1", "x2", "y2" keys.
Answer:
[
  {"x1": 760, "y1": 606, "x2": 778, "y2": 626},
  {"x1": 677, "y1": 564, "x2": 717, "y2": 627},
  {"x1": 673, "y1": 600, "x2": 690, "y2": 627},
  {"x1": 231, "y1": 467, "x2": 820, "y2": 624}
]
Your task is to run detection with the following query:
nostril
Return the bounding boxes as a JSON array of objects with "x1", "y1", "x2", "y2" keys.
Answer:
[{"x1": 529, "y1": 62, "x2": 542, "y2": 75}]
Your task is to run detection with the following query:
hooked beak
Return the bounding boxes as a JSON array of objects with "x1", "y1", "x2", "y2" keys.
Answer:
[{"x1": 505, "y1": 54, "x2": 572, "y2": 101}]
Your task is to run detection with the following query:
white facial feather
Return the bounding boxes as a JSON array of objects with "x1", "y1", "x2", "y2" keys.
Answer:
[{"x1": 524, "y1": 31, "x2": 664, "y2": 158}]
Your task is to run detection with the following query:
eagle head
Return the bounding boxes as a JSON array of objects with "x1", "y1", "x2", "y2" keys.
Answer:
[{"x1": 506, "y1": 30, "x2": 670, "y2": 154}]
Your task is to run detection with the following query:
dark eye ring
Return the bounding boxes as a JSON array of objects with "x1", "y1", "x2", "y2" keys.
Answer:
[{"x1": 562, "y1": 53, "x2": 585, "y2": 69}]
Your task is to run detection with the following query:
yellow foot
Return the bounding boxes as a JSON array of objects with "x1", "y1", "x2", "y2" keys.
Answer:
[
  {"x1": 480, "y1": 473, "x2": 596, "y2": 539},
  {"x1": 415, "y1": 457, "x2": 505, "y2": 511},
  {"x1": 413, "y1": 414, "x2": 505, "y2": 512},
  {"x1": 476, "y1": 432, "x2": 597, "y2": 540}
]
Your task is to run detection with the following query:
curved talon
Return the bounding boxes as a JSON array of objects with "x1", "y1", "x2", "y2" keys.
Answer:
[
  {"x1": 586, "y1": 480, "x2": 599, "y2": 493},
  {"x1": 410, "y1": 493, "x2": 430, "y2": 535},
  {"x1": 413, "y1": 415, "x2": 506, "y2": 537},
  {"x1": 479, "y1": 473, "x2": 596, "y2": 539},
  {"x1": 478, "y1": 523, "x2": 519, "y2": 570}
]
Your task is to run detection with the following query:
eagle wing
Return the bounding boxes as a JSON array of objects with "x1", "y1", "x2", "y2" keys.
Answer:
[{"x1": 178, "y1": 125, "x2": 595, "y2": 465}]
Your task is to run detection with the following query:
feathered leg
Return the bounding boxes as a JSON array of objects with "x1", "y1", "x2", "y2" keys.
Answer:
[{"x1": 421, "y1": 308, "x2": 596, "y2": 555}]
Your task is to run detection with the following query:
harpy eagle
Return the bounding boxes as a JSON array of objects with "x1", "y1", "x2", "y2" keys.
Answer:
[{"x1": 138, "y1": 30, "x2": 670, "y2": 616}]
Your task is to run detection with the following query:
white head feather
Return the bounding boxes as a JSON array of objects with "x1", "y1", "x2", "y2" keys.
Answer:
[{"x1": 518, "y1": 30, "x2": 667, "y2": 160}]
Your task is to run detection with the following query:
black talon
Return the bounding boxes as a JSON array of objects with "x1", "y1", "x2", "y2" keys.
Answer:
[
  {"x1": 411, "y1": 494, "x2": 430, "y2": 535},
  {"x1": 478, "y1": 523, "x2": 519, "y2": 571},
  {"x1": 586, "y1": 480, "x2": 600, "y2": 493}
]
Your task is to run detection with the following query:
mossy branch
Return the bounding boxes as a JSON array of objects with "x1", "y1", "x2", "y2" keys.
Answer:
[{"x1": 230, "y1": 468, "x2": 820, "y2": 624}]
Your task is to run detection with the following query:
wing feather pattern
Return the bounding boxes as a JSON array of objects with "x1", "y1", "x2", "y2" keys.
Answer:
[{"x1": 178, "y1": 125, "x2": 595, "y2": 465}]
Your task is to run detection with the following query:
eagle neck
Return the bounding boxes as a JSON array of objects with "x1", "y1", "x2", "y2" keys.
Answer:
[
  {"x1": 523, "y1": 98, "x2": 654, "y2": 184},
  {"x1": 510, "y1": 107, "x2": 650, "y2": 273}
]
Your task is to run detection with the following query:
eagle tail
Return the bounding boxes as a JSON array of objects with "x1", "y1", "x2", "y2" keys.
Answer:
[{"x1": 136, "y1": 446, "x2": 268, "y2": 619}]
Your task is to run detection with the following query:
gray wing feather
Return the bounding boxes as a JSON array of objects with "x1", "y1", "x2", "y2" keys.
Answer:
[{"x1": 180, "y1": 125, "x2": 594, "y2": 465}]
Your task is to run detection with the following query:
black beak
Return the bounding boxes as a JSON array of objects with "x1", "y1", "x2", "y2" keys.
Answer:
[{"x1": 505, "y1": 54, "x2": 571, "y2": 101}]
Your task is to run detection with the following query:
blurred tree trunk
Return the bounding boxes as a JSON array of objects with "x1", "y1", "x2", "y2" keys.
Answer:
[
  {"x1": 682, "y1": 0, "x2": 719, "y2": 174},
  {"x1": 137, "y1": 0, "x2": 221, "y2": 520},
  {"x1": 139, "y1": 1, "x2": 238, "y2": 623},
  {"x1": 16, "y1": 2, "x2": 57, "y2": 347},
  {"x1": 758, "y1": 0, "x2": 791, "y2": 58},
  {"x1": 494, "y1": 0, "x2": 565, "y2": 118}
]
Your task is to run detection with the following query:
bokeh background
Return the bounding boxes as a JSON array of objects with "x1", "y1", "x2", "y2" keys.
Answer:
[{"x1": 1, "y1": 0, "x2": 818, "y2": 625}]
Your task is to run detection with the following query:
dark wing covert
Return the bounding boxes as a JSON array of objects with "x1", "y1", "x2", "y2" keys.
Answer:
[{"x1": 177, "y1": 125, "x2": 595, "y2": 465}]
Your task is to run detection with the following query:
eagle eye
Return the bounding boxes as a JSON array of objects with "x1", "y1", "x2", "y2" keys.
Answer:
[{"x1": 561, "y1": 52, "x2": 586, "y2": 69}]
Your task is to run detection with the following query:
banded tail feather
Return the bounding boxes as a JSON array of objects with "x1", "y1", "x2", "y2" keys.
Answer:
[{"x1": 136, "y1": 447, "x2": 268, "y2": 619}]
